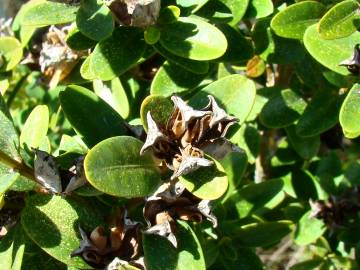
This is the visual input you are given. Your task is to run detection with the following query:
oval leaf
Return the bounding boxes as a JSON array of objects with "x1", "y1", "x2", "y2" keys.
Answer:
[
  {"x1": 0, "y1": 37, "x2": 23, "y2": 72},
  {"x1": 286, "y1": 125, "x2": 320, "y2": 159},
  {"x1": 260, "y1": 89, "x2": 307, "y2": 128},
  {"x1": 319, "y1": 0, "x2": 360, "y2": 40},
  {"x1": 294, "y1": 211, "x2": 326, "y2": 245},
  {"x1": 271, "y1": 1, "x2": 326, "y2": 39},
  {"x1": 20, "y1": 105, "x2": 49, "y2": 150},
  {"x1": 150, "y1": 61, "x2": 207, "y2": 97},
  {"x1": 189, "y1": 74, "x2": 256, "y2": 124},
  {"x1": 143, "y1": 220, "x2": 206, "y2": 270},
  {"x1": 91, "y1": 27, "x2": 146, "y2": 81},
  {"x1": 84, "y1": 136, "x2": 161, "y2": 198},
  {"x1": 340, "y1": 83, "x2": 360, "y2": 138},
  {"x1": 59, "y1": 85, "x2": 128, "y2": 147},
  {"x1": 22, "y1": 2, "x2": 79, "y2": 26},
  {"x1": 21, "y1": 194, "x2": 103, "y2": 268},
  {"x1": 304, "y1": 24, "x2": 360, "y2": 75},
  {"x1": 179, "y1": 157, "x2": 228, "y2": 200},
  {"x1": 76, "y1": 0, "x2": 114, "y2": 41},
  {"x1": 159, "y1": 17, "x2": 227, "y2": 60}
]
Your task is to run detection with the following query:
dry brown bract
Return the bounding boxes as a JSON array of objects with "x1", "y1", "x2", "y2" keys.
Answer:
[
  {"x1": 143, "y1": 182, "x2": 217, "y2": 247},
  {"x1": 105, "y1": 0, "x2": 160, "y2": 28},
  {"x1": 71, "y1": 208, "x2": 143, "y2": 269},
  {"x1": 339, "y1": 44, "x2": 360, "y2": 75},
  {"x1": 140, "y1": 95, "x2": 238, "y2": 180}
]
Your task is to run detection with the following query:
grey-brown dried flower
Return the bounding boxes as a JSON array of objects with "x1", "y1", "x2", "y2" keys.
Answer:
[
  {"x1": 340, "y1": 44, "x2": 360, "y2": 75},
  {"x1": 143, "y1": 182, "x2": 217, "y2": 247},
  {"x1": 71, "y1": 208, "x2": 143, "y2": 269},
  {"x1": 140, "y1": 95, "x2": 238, "y2": 180},
  {"x1": 105, "y1": 0, "x2": 160, "y2": 28}
]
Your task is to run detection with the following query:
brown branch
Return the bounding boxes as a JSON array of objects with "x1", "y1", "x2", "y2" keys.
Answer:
[{"x1": 0, "y1": 150, "x2": 36, "y2": 182}]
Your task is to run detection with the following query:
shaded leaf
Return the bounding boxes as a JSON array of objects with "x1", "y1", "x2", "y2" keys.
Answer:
[
  {"x1": 294, "y1": 211, "x2": 326, "y2": 246},
  {"x1": 339, "y1": 83, "x2": 360, "y2": 138}
]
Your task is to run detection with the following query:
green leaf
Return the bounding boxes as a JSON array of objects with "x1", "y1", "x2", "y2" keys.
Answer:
[
  {"x1": 179, "y1": 157, "x2": 228, "y2": 200},
  {"x1": 159, "y1": 17, "x2": 227, "y2": 61},
  {"x1": 93, "y1": 78, "x2": 130, "y2": 119},
  {"x1": 319, "y1": 0, "x2": 360, "y2": 40},
  {"x1": 296, "y1": 90, "x2": 343, "y2": 137},
  {"x1": 290, "y1": 259, "x2": 324, "y2": 270},
  {"x1": 0, "y1": 37, "x2": 23, "y2": 72},
  {"x1": 84, "y1": 136, "x2": 161, "y2": 198},
  {"x1": 231, "y1": 221, "x2": 294, "y2": 247},
  {"x1": 229, "y1": 178, "x2": 285, "y2": 218},
  {"x1": 189, "y1": 75, "x2": 256, "y2": 124},
  {"x1": 220, "y1": 0, "x2": 249, "y2": 25},
  {"x1": 0, "y1": 173, "x2": 19, "y2": 194},
  {"x1": 22, "y1": 2, "x2": 79, "y2": 26},
  {"x1": 66, "y1": 26, "x2": 97, "y2": 51},
  {"x1": 90, "y1": 27, "x2": 146, "y2": 81},
  {"x1": 140, "y1": 95, "x2": 174, "y2": 131},
  {"x1": 270, "y1": 1, "x2": 325, "y2": 39},
  {"x1": 21, "y1": 194, "x2": 103, "y2": 268},
  {"x1": 153, "y1": 43, "x2": 209, "y2": 74},
  {"x1": 260, "y1": 89, "x2": 307, "y2": 128},
  {"x1": 76, "y1": 0, "x2": 114, "y2": 41},
  {"x1": 0, "y1": 224, "x2": 25, "y2": 270},
  {"x1": 59, "y1": 85, "x2": 129, "y2": 147},
  {"x1": 290, "y1": 169, "x2": 318, "y2": 200},
  {"x1": 20, "y1": 105, "x2": 49, "y2": 150},
  {"x1": 245, "y1": 0, "x2": 274, "y2": 19},
  {"x1": 286, "y1": 125, "x2": 320, "y2": 160},
  {"x1": 220, "y1": 150, "x2": 247, "y2": 201},
  {"x1": 339, "y1": 83, "x2": 360, "y2": 138},
  {"x1": 143, "y1": 220, "x2": 206, "y2": 270},
  {"x1": 144, "y1": 26, "x2": 161, "y2": 45},
  {"x1": 220, "y1": 248, "x2": 263, "y2": 270},
  {"x1": 304, "y1": 24, "x2": 360, "y2": 75},
  {"x1": 176, "y1": 0, "x2": 209, "y2": 12},
  {"x1": 294, "y1": 211, "x2": 326, "y2": 246},
  {"x1": 150, "y1": 61, "x2": 207, "y2": 97},
  {"x1": 80, "y1": 55, "x2": 96, "y2": 80},
  {"x1": 216, "y1": 24, "x2": 254, "y2": 63},
  {"x1": 0, "y1": 93, "x2": 20, "y2": 159}
]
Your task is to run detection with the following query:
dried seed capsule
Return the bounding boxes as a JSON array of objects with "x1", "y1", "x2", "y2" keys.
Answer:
[{"x1": 339, "y1": 44, "x2": 360, "y2": 75}]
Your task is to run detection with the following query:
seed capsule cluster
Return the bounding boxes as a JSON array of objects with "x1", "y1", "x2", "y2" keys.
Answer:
[{"x1": 140, "y1": 95, "x2": 238, "y2": 180}]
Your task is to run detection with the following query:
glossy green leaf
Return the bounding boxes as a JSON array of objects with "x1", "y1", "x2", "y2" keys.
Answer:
[
  {"x1": 150, "y1": 61, "x2": 207, "y2": 97},
  {"x1": 22, "y1": 2, "x2": 79, "y2": 26},
  {"x1": 140, "y1": 95, "x2": 174, "y2": 131},
  {"x1": 176, "y1": 0, "x2": 209, "y2": 12},
  {"x1": 271, "y1": 1, "x2": 326, "y2": 39},
  {"x1": 153, "y1": 43, "x2": 209, "y2": 74},
  {"x1": 216, "y1": 24, "x2": 254, "y2": 63},
  {"x1": 340, "y1": 83, "x2": 360, "y2": 138},
  {"x1": 179, "y1": 157, "x2": 228, "y2": 200},
  {"x1": 59, "y1": 85, "x2": 128, "y2": 147},
  {"x1": 0, "y1": 37, "x2": 23, "y2": 72},
  {"x1": 319, "y1": 0, "x2": 360, "y2": 40},
  {"x1": 21, "y1": 194, "x2": 103, "y2": 268},
  {"x1": 93, "y1": 78, "x2": 130, "y2": 119},
  {"x1": 0, "y1": 224, "x2": 25, "y2": 270},
  {"x1": 232, "y1": 221, "x2": 294, "y2": 247},
  {"x1": 66, "y1": 26, "x2": 97, "y2": 51},
  {"x1": 229, "y1": 178, "x2": 285, "y2": 218},
  {"x1": 220, "y1": 0, "x2": 249, "y2": 25},
  {"x1": 84, "y1": 136, "x2": 161, "y2": 198},
  {"x1": 76, "y1": 0, "x2": 114, "y2": 41},
  {"x1": 0, "y1": 173, "x2": 19, "y2": 194},
  {"x1": 189, "y1": 75, "x2": 256, "y2": 124},
  {"x1": 20, "y1": 105, "x2": 49, "y2": 150},
  {"x1": 143, "y1": 220, "x2": 206, "y2": 270},
  {"x1": 144, "y1": 26, "x2": 161, "y2": 45},
  {"x1": 291, "y1": 169, "x2": 318, "y2": 200},
  {"x1": 159, "y1": 17, "x2": 227, "y2": 60},
  {"x1": 294, "y1": 211, "x2": 326, "y2": 245},
  {"x1": 220, "y1": 151, "x2": 247, "y2": 200},
  {"x1": 90, "y1": 27, "x2": 146, "y2": 80},
  {"x1": 245, "y1": 0, "x2": 274, "y2": 19},
  {"x1": 296, "y1": 90, "x2": 343, "y2": 137},
  {"x1": 260, "y1": 89, "x2": 307, "y2": 128},
  {"x1": 304, "y1": 24, "x2": 360, "y2": 75},
  {"x1": 80, "y1": 55, "x2": 96, "y2": 80},
  {"x1": 286, "y1": 125, "x2": 320, "y2": 159}
]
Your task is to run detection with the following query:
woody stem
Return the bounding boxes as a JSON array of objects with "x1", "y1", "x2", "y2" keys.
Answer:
[{"x1": 0, "y1": 150, "x2": 37, "y2": 182}]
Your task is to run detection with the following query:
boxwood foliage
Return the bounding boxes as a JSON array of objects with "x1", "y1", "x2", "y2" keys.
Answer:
[{"x1": 0, "y1": 0, "x2": 360, "y2": 269}]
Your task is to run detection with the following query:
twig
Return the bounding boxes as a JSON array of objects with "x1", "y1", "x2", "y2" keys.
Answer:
[{"x1": 0, "y1": 149, "x2": 36, "y2": 182}]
